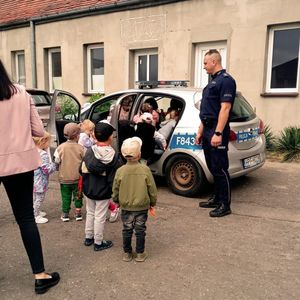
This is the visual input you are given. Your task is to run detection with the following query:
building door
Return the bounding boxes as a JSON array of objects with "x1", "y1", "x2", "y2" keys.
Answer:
[{"x1": 194, "y1": 42, "x2": 227, "y2": 88}]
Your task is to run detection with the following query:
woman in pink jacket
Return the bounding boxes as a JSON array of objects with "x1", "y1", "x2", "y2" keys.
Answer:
[{"x1": 0, "y1": 60, "x2": 60, "y2": 294}]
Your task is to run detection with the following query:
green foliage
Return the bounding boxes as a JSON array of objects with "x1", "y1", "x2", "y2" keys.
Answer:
[
  {"x1": 58, "y1": 96, "x2": 78, "y2": 119},
  {"x1": 88, "y1": 93, "x2": 104, "y2": 103},
  {"x1": 263, "y1": 124, "x2": 276, "y2": 150},
  {"x1": 276, "y1": 126, "x2": 300, "y2": 162}
]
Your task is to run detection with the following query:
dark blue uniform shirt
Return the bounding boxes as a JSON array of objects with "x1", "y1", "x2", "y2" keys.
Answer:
[{"x1": 200, "y1": 69, "x2": 236, "y2": 121}]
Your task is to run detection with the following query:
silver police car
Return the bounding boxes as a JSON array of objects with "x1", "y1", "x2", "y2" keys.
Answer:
[{"x1": 48, "y1": 81, "x2": 266, "y2": 197}]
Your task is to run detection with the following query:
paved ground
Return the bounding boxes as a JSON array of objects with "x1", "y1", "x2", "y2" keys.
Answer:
[{"x1": 0, "y1": 160, "x2": 299, "y2": 299}]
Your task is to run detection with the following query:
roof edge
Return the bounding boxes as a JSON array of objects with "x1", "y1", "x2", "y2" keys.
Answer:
[{"x1": 0, "y1": 0, "x2": 185, "y2": 31}]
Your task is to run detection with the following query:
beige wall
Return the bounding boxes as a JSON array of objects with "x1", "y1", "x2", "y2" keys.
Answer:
[{"x1": 1, "y1": 0, "x2": 300, "y2": 132}]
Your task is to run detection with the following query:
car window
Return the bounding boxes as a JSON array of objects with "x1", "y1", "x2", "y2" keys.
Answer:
[
  {"x1": 55, "y1": 94, "x2": 80, "y2": 121},
  {"x1": 31, "y1": 94, "x2": 51, "y2": 106},
  {"x1": 89, "y1": 98, "x2": 118, "y2": 124},
  {"x1": 230, "y1": 94, "x2": 256, "y2": 122}
]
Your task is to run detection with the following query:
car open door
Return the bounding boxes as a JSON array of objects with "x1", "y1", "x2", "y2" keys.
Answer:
[{"x1": 48, "y1": 89, "x2": 81, "y2": 152}]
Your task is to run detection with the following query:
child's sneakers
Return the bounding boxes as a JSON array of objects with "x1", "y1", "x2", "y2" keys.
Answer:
[
  {"x1": 84, "y1": 238, "x2": 94, "y2": 246},
  {"x1": 61, "y1": 212, "x2": 70, "y2": 222},
  {"x1": 39, "y1": 211, "x2": 47, "y2": 217},
  {"x1": 75, "y1": 209, "x2": 83, "y2": 221},
  {"x1": 35, "y1": 215, "x2": 48, "y2": 224},
  {"x1": 122, "y1": 252, "x2": 133, "y2": 262},
  {"x1": 94, "y1": 240, "x2": 113, "y2": 251},
  {"x1": 135, "y1": 252, "x2": 148, "y2": 262},
  {"x1": 109, "y1": 207, "x2": 120, "y2": 223}
]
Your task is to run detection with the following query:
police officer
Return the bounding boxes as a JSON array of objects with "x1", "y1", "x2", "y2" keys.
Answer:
[{"x1": 196, "y1": 49, "x2": 236, "y2": 217}]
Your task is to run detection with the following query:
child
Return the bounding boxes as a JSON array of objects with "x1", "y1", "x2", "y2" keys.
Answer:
[
  {"x1": 158, "y1": 109, "x2": 179, "y2": 141},
  {"x1": 78, "y1": 119, "x2": 95, "y2": 150},
  {"x1": 79, "y1": 119, "x2": 120, "y2": 222},
  {"x1": 112, "y1": 137, "x2": 157, "y2": 262},
  {"x1": 33, "y1": 132, "x2": 57, "y2": 224},
  {"x1": 81, "y1": 121, "x2": 121, "y2": 251},
  {"x1": 132, "y1": 102, "x2": 152, "y2": 124},
  {"x1": 54, "y1": 123, "x2": 84, "y2": 222}
]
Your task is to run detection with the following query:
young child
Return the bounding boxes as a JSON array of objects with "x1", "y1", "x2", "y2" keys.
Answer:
[
  {"x1": 54, "y1": 123, "x2": 84, "y2": 222},
  {"x1": 78, "y1": 119, "x2": 95, "y2": 151},
  {"x1": 33, "y1": 132, "x2": 57, "y2": 224},
  {"x1": 81, "y1": 121, "x2": 121, "y2": 251},
  {"x1": 112, "y1": 137, "x2": 157, "y2": 262},
  {"x1": 158, "y1": 109, "x2": 179, "y2": 141},
  {"x1": 132, "y1": 102, "x2": 152, "y2": 124},
  {"x1": 79, "y1": 119, "x2": 120, "y2": 222}
]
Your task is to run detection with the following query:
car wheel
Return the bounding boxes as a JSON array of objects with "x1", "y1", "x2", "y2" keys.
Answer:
[{"x1": 165, "y1": 154, "x2": 205, "y2": 197}]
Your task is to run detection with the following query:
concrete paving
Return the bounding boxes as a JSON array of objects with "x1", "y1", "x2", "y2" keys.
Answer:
[{"x1": 0, "y1": 160, "x2": 299, "y2": 299}]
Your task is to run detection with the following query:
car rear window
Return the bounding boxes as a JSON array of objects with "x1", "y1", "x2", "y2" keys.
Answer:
[
  {"x1": 230, "y1": 94, "x2": 256, "y2": 122},
  {"x1": 31, "y1": 94, "x2": 51, "y2": 106}
]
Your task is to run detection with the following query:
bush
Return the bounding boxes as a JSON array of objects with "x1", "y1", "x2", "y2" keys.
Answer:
[
  {"x1": 88, "y1": 93, "x2": 104, "y2": 103},
  {"x1": 263, "y1": 124, "x2": 276, "y2": 150},
  {"x1": 276, "y1": 126, "x2": 300, "y2": 162}
]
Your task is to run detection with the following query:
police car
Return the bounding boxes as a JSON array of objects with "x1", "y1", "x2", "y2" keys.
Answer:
[{"x1": 48, "y1": 81, "x2": 266, "y2": 197}]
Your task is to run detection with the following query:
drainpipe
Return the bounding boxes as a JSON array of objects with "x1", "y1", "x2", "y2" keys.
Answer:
[{"x1": 30, "y1": 20, "x2": 37, "y2": 88}]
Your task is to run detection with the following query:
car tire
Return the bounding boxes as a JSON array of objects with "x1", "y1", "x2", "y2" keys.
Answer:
[{"x1": 165, "y1": 154, "x2": 205, "y2": 197}]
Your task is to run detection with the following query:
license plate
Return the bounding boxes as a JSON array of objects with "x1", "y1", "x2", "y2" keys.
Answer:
[{"x1": 243, "y1": 154, "x2": 261, "y2": 169}]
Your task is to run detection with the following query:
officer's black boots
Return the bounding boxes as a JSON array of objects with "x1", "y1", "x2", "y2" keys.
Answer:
[
  {"x1": 209, "y1": 204, "x2": 231, "y2": 218},
  {"x1": 199, "y1": 195, "x2": 219, "y2": 208}
]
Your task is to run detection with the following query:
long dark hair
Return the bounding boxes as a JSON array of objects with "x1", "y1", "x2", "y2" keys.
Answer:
[{"x1": 0, "y1": 60, "x2": 18, "y2": 101}]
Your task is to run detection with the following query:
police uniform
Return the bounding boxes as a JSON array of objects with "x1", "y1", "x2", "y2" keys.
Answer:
[{"x1": 200, "y1": 69, "x2": 236, "y2": 213}]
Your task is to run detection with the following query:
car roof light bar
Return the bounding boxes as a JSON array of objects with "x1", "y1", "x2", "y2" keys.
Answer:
[{"x1": 136, "y1": 80, "x2": 189, "y2": 89}]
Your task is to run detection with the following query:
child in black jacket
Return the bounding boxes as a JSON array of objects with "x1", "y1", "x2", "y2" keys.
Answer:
[{"x1": 81, "y1": 121, "x2": 121, "y2": 251}]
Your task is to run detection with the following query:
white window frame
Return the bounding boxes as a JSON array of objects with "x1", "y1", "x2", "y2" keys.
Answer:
[
  {"x1": 266, "y1": 24, "x2": 300, "y2": 93},
  {"x1": 194, "y1": 42, "x2": 227, "y2": 89},
  {"x1": 48, "y1": 48, "x2": 62, "y2": 93},
  {"x1": 87, "y1": 44, "x2": 104, "y2": 93},
  {"x1": 15, "y1": 51, "x2": 26, "y2": 86},
  {"x1": 134, "y1": 49, "x2": 158, "y2": 85}
]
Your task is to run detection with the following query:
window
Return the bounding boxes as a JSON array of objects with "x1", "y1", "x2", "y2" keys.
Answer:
[
  {"x1": 266, "y1": 25, "x2": 300, "y2": 93},
  {"x1": 194, "y1": 42, "x2": 227, "y2": 88},
  {"x1": 89, "y1": 96, "x2": 118, "y2": 124},
  {"x1": 48, "y1": 48, "x2": 62, "y2": 92},
  {"x1": 135, "y1": 49, "x2": 158, "y2": 85},
  {"x1": 230, "y1": 94, "x2": 256, "y2": 122},
  {"x1": 87, "y1": 45, "x2": 104, "y2": 93},
  {"x1": 13, "y1": 51, "x2": 26, "y2": 86}
]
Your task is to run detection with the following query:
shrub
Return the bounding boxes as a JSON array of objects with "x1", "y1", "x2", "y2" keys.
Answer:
[
  {"x1": 88, "y1": 93, "x2": 104, "y2": 103},
  {"x1": 263, "y1": 124, "x2": 276, "y2": 150},
  {"x1": 276, "y1": 126, "x2": 300, "y2": 162}
]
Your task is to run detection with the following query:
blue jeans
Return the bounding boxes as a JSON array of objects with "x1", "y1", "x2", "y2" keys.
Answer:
[
  {"x1": 0, "y1": 171, "x2": 45, "y2": 274},
  {"x1": 121, "y1": 210, "x2": 148, "y2": 254}
]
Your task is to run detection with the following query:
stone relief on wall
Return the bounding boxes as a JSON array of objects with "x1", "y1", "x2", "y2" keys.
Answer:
[{"x1": 121, "y1": 14, "x2": 166, "y2": 43}]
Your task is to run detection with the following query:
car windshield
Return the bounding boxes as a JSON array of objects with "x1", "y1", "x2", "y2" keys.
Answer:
[{"x1": 230, "y1": 94, "x2": 256, "y2": 122}]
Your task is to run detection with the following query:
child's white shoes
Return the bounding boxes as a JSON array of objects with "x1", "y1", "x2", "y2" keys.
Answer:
[{"x1": 35, "y1": 215, "x2": 48, "y2": 224}]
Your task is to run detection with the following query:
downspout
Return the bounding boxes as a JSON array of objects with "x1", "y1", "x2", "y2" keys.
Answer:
[{"x1": 30, "y1": 20, "x2": 37, "y2": 88}]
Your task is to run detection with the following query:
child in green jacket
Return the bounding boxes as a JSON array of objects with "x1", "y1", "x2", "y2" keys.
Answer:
[{"x1": 112, "y1": 137, "x2": 157, "y2": 262}]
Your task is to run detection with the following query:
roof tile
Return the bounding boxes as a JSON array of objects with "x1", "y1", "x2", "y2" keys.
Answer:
[{"x1": 0, "y1": 0, "x2": 123, "y2": 25}]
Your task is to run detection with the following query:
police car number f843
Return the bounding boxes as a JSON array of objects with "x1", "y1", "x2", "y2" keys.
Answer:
[{"x1": 169, "y1": 133, "x2": 201, "y2": 151}]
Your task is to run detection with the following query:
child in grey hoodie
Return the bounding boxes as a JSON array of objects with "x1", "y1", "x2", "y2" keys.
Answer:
[{"x1": 81, "y1": 121, "x2": 121, "y2": 251}]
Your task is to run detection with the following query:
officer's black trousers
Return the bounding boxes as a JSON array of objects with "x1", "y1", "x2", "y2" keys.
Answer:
[{"x1": 202, "y1": 125, "x2": 231, "y2": 208}]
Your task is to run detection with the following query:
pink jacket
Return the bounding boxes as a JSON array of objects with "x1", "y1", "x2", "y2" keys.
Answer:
[{"x1": 0, "y1": 85, "x2": 44, "y2": 176}]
